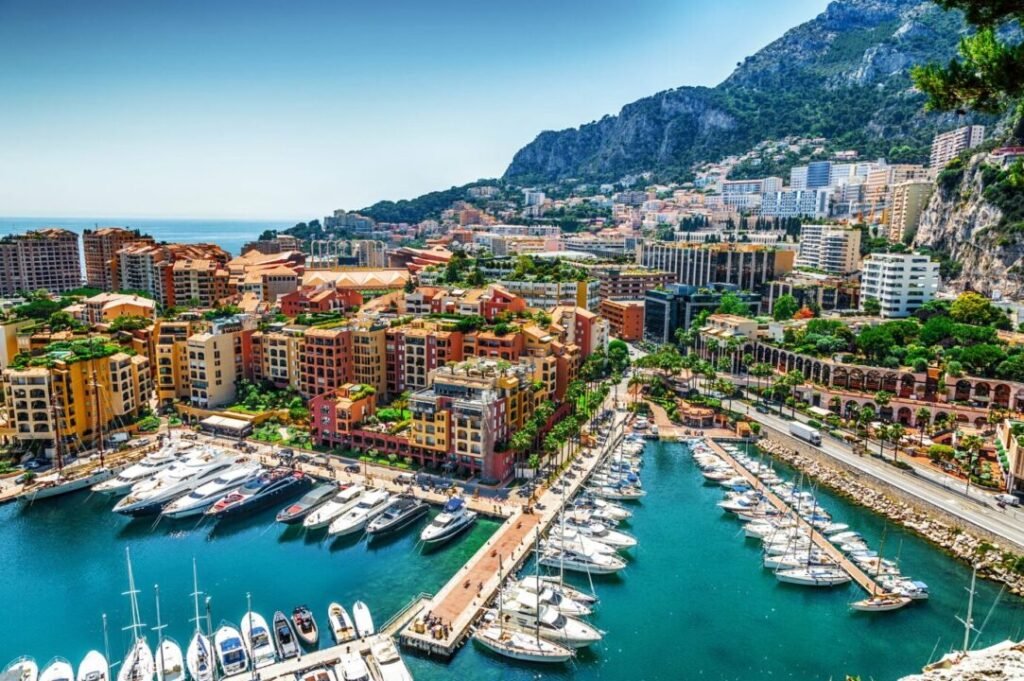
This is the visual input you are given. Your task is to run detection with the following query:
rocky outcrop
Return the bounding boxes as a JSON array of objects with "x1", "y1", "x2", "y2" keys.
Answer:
[
  {"x1": 900, "y1": 643, "x2": 1024, "y2": 681},
  {"x1": 914, "y1": 153, "x2": 1024, "y2": 298},
  {"x1": 504, "y1": 0, "x2": 973, "y2": 183}
]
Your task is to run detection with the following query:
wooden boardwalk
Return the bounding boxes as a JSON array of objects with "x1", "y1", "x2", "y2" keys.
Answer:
[
  {"x1": 220, "y1": 632, "x2": 400, "y2": 681},
  {"x1": 704, "y1": 439, "x2": 881, "y2": 595},
  {"x1": 398, "y1": 410, "x2": 629, "y2": 658}
]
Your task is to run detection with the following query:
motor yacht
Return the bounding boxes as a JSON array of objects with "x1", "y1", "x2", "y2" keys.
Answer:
[
  {"x1": 352, "y1": 601, "x2": 374, "y2": 637},
  {"x1": 366, "y1": 495, "x2": 429, "y2": 536},
  {"x1": 209, "y1": 469, "x2": 310, "y2": 519},
  {"x1": 328, "y1": 490, "x2": 392, "y2": 537},
  {"x1": 161, "y1": 464, "x2": 262, "y2": 519},
  {"x1": 419, "y1": 498, "x2": 477, "y2": 545},
  {"x1": 39, "y1": 659, "x2": 72, "y2": 681},
  {"x1": 75, "y1": 652, "x2": 106, "y2": 681},
  {"x1": 276, "y1": 482, "x2": 338, "y2": 525},
  {"x1": 291, "y1": 606, "x2": 319, "y2": 647},
  {"x1": 493, "y1": 596, "x2": 603, "y2": 648},
  {"x1": 302, "y1": 485, "x2": 365, "y2": 531},
  {"x1": 503, "y1": 586, "x2": 591, "y2": 617},
  {"x1": 368, "y1": 637, "x2": 415, "y2": 681},
  {"x1": 334, "y1": 654, "x2": 370, "y2": 681},
  {"x1": 2, "y1": 659, "x2": 38, "y2": 681},
  {"x1": 515, "y1": 576, "x2": 598, "y2": 606},
  {"x1": 113, "y1": 452, "x2": 238, "y2": 517},
  {"x1": 271, "y1": 612, "x2": 299, "y2": 659},
  {"x1": 537, "y1": 545, "x2": 626, "y2": 575}
]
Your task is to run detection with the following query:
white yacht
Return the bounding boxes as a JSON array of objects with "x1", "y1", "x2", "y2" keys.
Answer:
[
  {"x1": 419, "y1": 498, "x2": 477, "y2": 545},
  {"x1": 327, "y1": 603, "x2": 356, "y2": 644},
  {"x1": 153, "y1": 640, "x2": 183, "y2": 681},
  {"x1": 493, "y1": 596, "x2": 603, "y2": 648},
  {"x1": 775, "y1": 566, "x2": 852, "y2": 587},
  {"x1": 303, "y1": 485, "x2": 365, "y2": 531},
  {"x1": 328, "y1": 490, "x2": 392, "y2": 537},
  {"x1": 352, "y1": 601, "x2": 375, "y2": 638},
  {"x1": 240, "y1": 611, "x2": 276, "y2": 669},
  {"x1": 39, "y1": 659, "x2": 73, "y2": 681},
  {"x1": 515, "y1": 576, "x2": 598, "y2": 606},
  {"x1": 93, "y1": 445, "x2": 190, "y2": 495},
  {"x1": 113, "y1": 452, "x2": 238, "y2": 517},
  {"x1": 504, "y1": 586, "x2": 591, "y2": 617},
  {"x1": 474, "y1": 624, "x2": 574, "y2": 664},
  {"x1": 537, "y1": 545, "x2": 626, "y2": 575},
  {"x1": 334, "y1": 653, "x2": 370, "y2": 681},
  {"x1": 546, "y1": 527, "x2": 617, "y2": 556},
  {"x1": 75, "y1": 652, "x2": 107, "y2": 681},
  {"x1": 368, "y1": 637, "x2": 415, "y2": 681},
  {"x1": 161, "y1": 464, "x2": 262, "y2": 519}
]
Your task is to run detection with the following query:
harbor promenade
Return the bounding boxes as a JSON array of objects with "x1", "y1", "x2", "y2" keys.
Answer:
[
  {"x1": 397, "y1": 410, "x2": 629, "y2": 657},
  {"x1": 705, "y1": 438, "x2": 882, "y2": 595}
]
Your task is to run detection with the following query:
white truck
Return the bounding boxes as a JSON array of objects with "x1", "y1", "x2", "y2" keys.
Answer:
[{"x1": 789, "y1": 422, "x2": 822, "y2": 446}]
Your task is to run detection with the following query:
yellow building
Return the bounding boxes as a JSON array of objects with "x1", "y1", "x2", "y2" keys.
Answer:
[
  {"x1": 0, "y1": 320, "x2": 33, "y2": 370},
  {"x1": 352, "y1": 323, "x2": 388, "y2": 396},
  {"x1": 2, "y1": 341, "x2": 152, "y2": 455},
  {"x1": 252, "y1": 325, "x2": 305, "y2": 391},
  {"x1": 154, "y1": 320, "x2": 196, "y2": 405}
]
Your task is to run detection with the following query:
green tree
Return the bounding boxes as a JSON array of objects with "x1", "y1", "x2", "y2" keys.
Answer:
[
  {"x1": 916, "y1": 407, "x2": 932, "y2": 446},
  {"x1": 873, "y1": 390, "x2": 894, "y2": 422},
  {"x1": 47, "y1": 310, "x2": 78, "y2": 331},
  {"x1": 862, "y1": 297, "x2": 881, "y2": 316},
  {"x1": 716, "y1": 292, "x2": 750, "y2": 317},
  {"x1": 772, "y1": 294, "x2": 799, "y2": 321},
  {"x1": 911, "y1": 1, "x2": 1024, "y2": 141}
]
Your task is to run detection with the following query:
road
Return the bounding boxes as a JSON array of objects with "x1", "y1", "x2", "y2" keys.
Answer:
[{"x1": 627, "y1": 344, "x2": 1024, "y2": 550}]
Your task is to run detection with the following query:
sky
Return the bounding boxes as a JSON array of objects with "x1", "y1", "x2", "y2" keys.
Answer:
[{"x1": 0, "y1": 0, "x2": 830, "y2": 220}]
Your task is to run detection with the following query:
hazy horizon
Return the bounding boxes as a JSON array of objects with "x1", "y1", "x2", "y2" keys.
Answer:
[{"x1": 1, "y1": 0, "x2": 829, "y2": 220}]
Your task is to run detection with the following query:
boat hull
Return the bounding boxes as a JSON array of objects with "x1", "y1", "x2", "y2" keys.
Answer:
[{"x1": 25, "y1": 468, "x2": 116, "y2": 501}]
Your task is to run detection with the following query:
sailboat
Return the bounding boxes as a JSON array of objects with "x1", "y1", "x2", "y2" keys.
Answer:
[
  {"x1": 185, "y1": 561, "x2": 213, "y2": 681},
  {"x1": 152, "y1": 586, "x2": 184, "y2": 681},
  {"x1": 473, "y1": 552, "x2": 574, "y2": 663},
  {"x1": 38, "y1": 659, "x2": 73, "y2": 681},
  {"x1": 240, "y1": 594, "x2": 277, "y2": 669},
  {"x1": 850, "y1": 526, "x2": 911, "y2": 612},
  {"x1": 75, "y1": 650, "x2": 107, "y2": 681},
  {"x1": 117, "y1": 549, "x2": 154, "y2": 681}
]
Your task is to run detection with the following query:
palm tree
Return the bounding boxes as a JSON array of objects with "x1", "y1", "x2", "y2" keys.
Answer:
[
  {"x1": 873, "y1": 390, "x2": 894, "y2": 423},
  {"x1": 714, "y1": 378, "x2": 737, "y2": 415},
  {"x1": 875, "y1": 423, "x2": 890, "y2": 458},
  {"x1": 888, "y1": 423, "x2": 906, "y2": 462},
  {"x1": 750, "y1": 363, "x2": 774, "y2": 405},
  {"x1": 916, "y1": 407, "x2": 932, "y2": 446},
  {"x1": 741, "y1": 352, "x2": 754, "y2": 375},
  {"x1": 960, "y1": 434, "x2": 985, "y2": 493},
  {"x1": 784, "y1": 370, "x2": 805, "y2": 418}
]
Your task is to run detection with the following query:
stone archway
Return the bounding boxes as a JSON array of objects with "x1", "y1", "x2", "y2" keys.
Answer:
[
  {"x1": 994, "y1": 384, "x2": 1011, "y2": 409},
  {"x1": 954, "y1": 380, "x2": 972, "y2": 402},
  {"x1": 897, "y1": 406, "x2": 912, "y2": 425},
  {"x1": 900, "y1": 374, "x2": 916, "y2": 399}
]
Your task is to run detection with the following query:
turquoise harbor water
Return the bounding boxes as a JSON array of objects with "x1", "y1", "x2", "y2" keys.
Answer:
[
  {"x1": 0, "y1": 217, "x2": 295, "y2": 257},
  {"x1": 3, "y1": 441, "x2": 1024, "y2": 680}
]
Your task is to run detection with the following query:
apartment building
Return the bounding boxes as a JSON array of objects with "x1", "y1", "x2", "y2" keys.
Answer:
[
  {"x1": 186, "y1": 318, "x2": 252, "y2": 409},
  {"x1": 550, "y1": 306, "x2": 608, "y2": 358},
  {"x1": 589, "y1": 265, "x2": 676, "y2": 300},
  {"x1": 766, "y1": 272, "x2": 860, "y2": 313},
  {"x1": 351, "y1": 323, "x2": 388, "y2": 396},
  {"x1": 172, "y1": 259, "x2": 231, "y2": 308},
  {"x1": 0, "y1": 228, "x2": 82, "y2": 296},
  {"x1": 860, "y1": 253, "x2": 940, "y2": 318},
  {"x1": 251, "y1": 325, "x2": 306, "y2": 391},
  {"x1": 644, "y1": 284, "x2": 761, "y2": 344},
  {"x1": 637, "y1": 242, "x2": 793, "y2": 291},
  {"x1": 279, "y1": 286, "x2": 362, "y2": 317},
  {"x1": 887, "y1": 181, "x2": 935, "y2": 242},
  {"x1": 931, "y1": 125, "x2": 985, "y2": 169},
  {"x1": 68, "y1": 292, "x2": 156, "y2": 326},
  {"x1": 2, "y1": 344, "x2": 152, "y2": 455},
  {"x1": 409, "y1": 358, "x2": 541, "y2": 482},
  {"x1": 309, "y1": 383, "x2": 378, "y2": 443},
  {"x1": 118, "y1": 243, "x2": 230, "y2": 308},
  {"x1": 240, "y1": 234, "x2": 302, "y2": 255},
  {"x1": 599, "y1": 299, "x2": 644, "y2": 341},
  {"x1": 795, "y1": 224, "x2": 862, "y2": 275},
  {"x1": 83, "y1": 227, "x2": 154, "y2": 291},
  {"x1": 759, "y1": 189, "x2": 831, "y2": 219},
  {"x1": 496, "y1": 279, "x2": 601, "y2": 312},
  {"x1": 154, "y1": 320, "x2": 196, "y2": 405},
  {"x1": 299, "y1": 327, "x2": 354, "y2": 399}
]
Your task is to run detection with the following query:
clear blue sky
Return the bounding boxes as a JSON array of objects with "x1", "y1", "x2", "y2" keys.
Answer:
[{"x1": 0, "y1": 0, "x2": 829, "y2": 220}]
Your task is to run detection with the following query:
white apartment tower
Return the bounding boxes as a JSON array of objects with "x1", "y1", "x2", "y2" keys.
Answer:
[
  {"x1": 930, "y1": 125, "x2": 985, "y2": 169},
  {"x1": 795, "y1": 224, "x2": 862, "y2": 275},
  {"x1": 860, "y1": 253, "x2": 940, "y2": 318}
]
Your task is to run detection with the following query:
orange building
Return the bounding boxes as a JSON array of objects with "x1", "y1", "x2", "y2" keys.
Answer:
[
  {"x1": 600, "y1": 299, "x2": 645, "y2": 341},
  {"x1": 309, "y1": 383, "x2": 377, "y2": 441}
]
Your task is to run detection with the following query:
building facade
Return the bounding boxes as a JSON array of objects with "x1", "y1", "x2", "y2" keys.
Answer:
[
  {"x1": 931, "y1": 125, "x2": 985, "y2": 169},
  {"x1": 0, "y1": 228, "x2": 82, "y2": 296},
  {"x1": 83, "y1": 227, "x2": 154, "y2": 291},
  {"x1": 637, "y1": 242, "x2": 793, "y2": 292},
  {"x1": 860, "y1": 253, "x2": 940, "y2": 318},
  {"x1": 795, "y1": 224, "x2": 862, "y2": 275}
]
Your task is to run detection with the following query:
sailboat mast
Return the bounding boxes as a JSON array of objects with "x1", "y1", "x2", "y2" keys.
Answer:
[
  {"x1": 124, "y1": 547, "x2": 144, "y2": 643},
  {"x1": 533, "y1": 529, "x2": 542, "y2": 644},
  {"x1": 92, "y1": 370, "x2": 105, "y2": 466},
  {"x1": 155, "y1": 585, "x2": 166, "y2": 679},
  {"x1": 102, "y1": 613, "x2": 111, "y2": 668},
  {"x1": 50, "y1": 392, "x2": 64, "y2": 473},
  {"x1": 962, "y1": 566, "x2": 977, "y2": 654},
  {"x1": 191, "y1": 559, "x2": 202, "y2": 634},
  {"x1": 246, "y1": 592, "x2": 256, "y2": 681}
]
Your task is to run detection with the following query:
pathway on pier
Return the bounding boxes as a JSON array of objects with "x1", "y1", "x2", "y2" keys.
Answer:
[
  {"x1": 705, "y1": 439, "x2": 881, "y2": 595},
  {"x1": 399, "y1": 409, "x2": 629, "y2": 657}
]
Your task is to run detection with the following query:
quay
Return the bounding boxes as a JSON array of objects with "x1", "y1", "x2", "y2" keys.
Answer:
[
  {"x1": 221, "y1": 632, "x2": 396, "y2": 681},
  {"x1": 704, "y1": 438, "x2": 882, "y2": 595},
  {"x1": 396, "y1": 409, "x2": 630, "y2": 658}
]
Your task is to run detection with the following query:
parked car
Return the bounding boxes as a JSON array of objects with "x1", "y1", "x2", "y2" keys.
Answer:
[
  {"x1": 344, "y1": 463, "x2": 361, "y2": 473},
  {"x1": 994, "y1": 493, "x2": 1020, "y2": 507},
  {"x1": 395, "y1": 473, "x2": 414, "y2": 485}
]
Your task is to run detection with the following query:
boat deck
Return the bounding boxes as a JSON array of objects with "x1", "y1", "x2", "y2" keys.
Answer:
[
  {"x1": 705, "y1": 438, "x2": 882, "y2": 595},
  {"x1": 397, "y1": 409, "x2": 629, "y2": 658}
]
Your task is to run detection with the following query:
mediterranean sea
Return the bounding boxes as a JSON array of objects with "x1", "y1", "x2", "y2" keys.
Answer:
[{"x1": 2, "y1": 441, "x2": 1023, "y2": 680}]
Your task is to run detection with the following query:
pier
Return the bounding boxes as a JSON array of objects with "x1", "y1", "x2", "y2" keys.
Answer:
[
  {"x1": 704, "y1": 438, "x2": 882, "y2": 595},
  {"x1": 396, "y1": 409, "x2": 629, "y2": 658},
  {"x1": 220, "y1": 632, "x2": 396, "y2": 681}
]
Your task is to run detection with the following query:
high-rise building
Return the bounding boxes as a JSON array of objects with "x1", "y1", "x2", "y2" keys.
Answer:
[
  {"x1": 154, "y1": 320, "x2": 196, "y2": 405},
  {"x1": 185, "y1": 317, "x2": 252, "y2": 408},
  {"x1": 806, "y1": 161, "x2": 832, "y2": 189},
  {"x1": 930, "y1": 125, "x2": 985, "y2": 169},
  {"x1": 887, "y1": 181, "x2": 935, "y2": 242},
  {"x1": 790, "y1": 166, "x2": 809, "y2": 190},
  {"x1": 589, "y1": 265, "x2": 677, "y2": 300},
  {"x1": 795, "y1": 224, "x2": 862, "y2": 275},
  {"x1": 117, "y1": 243, "x2": 230, "y2": 308},
  {"x1": 0, "y1": 228, "x2": 82, "y2": 296},
  {"x1": 643, "y1": 284, "x2": 761, "y2": 344},
  {"x1": 760, "y1": 189, "x2": 831, "y2": 218},
  {"x1": 860, "y1": 252, "x2": 940, "y2": 318},
  {"x1": 83, "y1": 227, "x2": 154, "y2": 291}
]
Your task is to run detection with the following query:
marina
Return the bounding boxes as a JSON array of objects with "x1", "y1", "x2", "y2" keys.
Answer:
[{"x1": 1, "y1": 426, "x2": 1024, "y2": 679}]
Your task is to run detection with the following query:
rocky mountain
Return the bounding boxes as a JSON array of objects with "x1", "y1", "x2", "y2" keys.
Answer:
[{"x1": 504, "y1": 0, "x2": 977, "y2": 183}]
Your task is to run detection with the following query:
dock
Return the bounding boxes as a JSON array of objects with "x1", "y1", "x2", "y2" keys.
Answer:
[
  {"x1": 704, "y1": 438, "x2": 881, "y2": 595},
  {"x1": 221, "y1": 632, "x2": 396, "y2": 681},
  {"x1": 397, "y1": 409, "x2": 629, "y2": 658}
]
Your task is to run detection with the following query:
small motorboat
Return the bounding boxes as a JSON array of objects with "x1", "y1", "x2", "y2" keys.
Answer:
[
  {"x1": 154, "y1": 640, "x2": 184, "y2": 681},
  {"x1": 334, "y1": 653, "x2": 370, "y2": 681},
  {"x1": 276, "y1": 482, "x2": 338, "y2": 525},
  {"x1": 240, "y1": 611, "x2": 277, "y2": 669},
  {"x1": 272, "y1": 612, "x2": 300, "y2": 660},
  {"x1": 75, "y1": 652, "x2": 107, "y2": 681},
  {"x1": 366, "y1": 495, "x2": 429, "y2": 537},
  {"x1": 214, "y1": 624, "x2": 249, "y2": 676},
  {"x1": 2, "y1": 658, "x2": 38, "y2": 681},
  {"x1": 473, "y1": 625, "x2": 574, "y2": 664},
  {"x1": 292, "y1": 606, "x2": 319, "y2": 647},
  {"x1": 368, "y1": 638, "x2": 414, "y2": 681},
  {"x1": 352, "y1": 601, "x2": 375, "y2": 638},
  {"x1": 851, "y1": 594, "x2": 912, "y2": 612},
  {"x1": 39, "y1": 659, "x2": 73, "y2": 681},
  {"x1": 327, "y1": 603, "x2": 357, "y2": 644}
]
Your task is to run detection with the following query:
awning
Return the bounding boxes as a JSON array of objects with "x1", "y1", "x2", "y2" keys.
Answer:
[{"x1": 199, "y1": 415, "x2": 254, "y2": 436}]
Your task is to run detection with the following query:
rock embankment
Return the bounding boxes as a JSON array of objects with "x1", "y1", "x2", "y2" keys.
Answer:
[
  {"x1": 899, "y1": 643, "x2": 1024, "y2": 680},
  {"x1": 757, "y1": 437, "x2": 1024, "y2": 596}
]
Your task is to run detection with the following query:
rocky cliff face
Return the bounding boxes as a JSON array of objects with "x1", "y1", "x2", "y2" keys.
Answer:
[
  {"x1": 899, "y1": 642, "x2": 1024, "y2": 681},
  {"x1": 914, "y1": 154, "x2": 1024, "y2": 298},
  {"x1": 504, "y1": 0, "x2": 972, "y2": 183}
]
